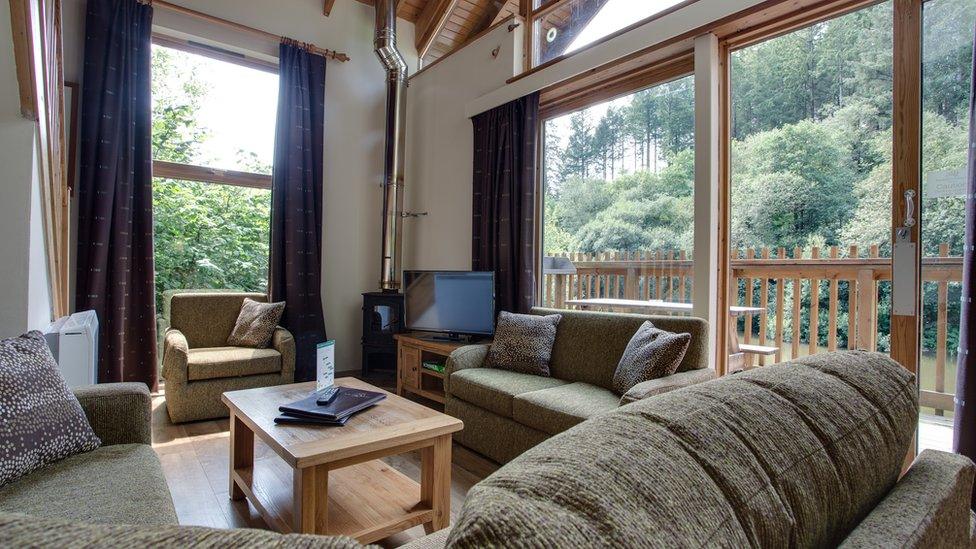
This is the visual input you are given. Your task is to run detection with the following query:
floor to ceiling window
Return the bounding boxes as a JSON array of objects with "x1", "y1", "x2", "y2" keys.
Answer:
[
  {"x1": 150, "y1": 41, "x2": 278, "y2": 310},
  {"x1": 919, "y1": 0, "x2": 976, "y2": 449},
  {"x1": 540, "y1": 75, "x2": 695, "y2": 310}
]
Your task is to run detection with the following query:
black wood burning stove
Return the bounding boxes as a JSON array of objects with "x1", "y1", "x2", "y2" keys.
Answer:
[{"x1": 361, "y1": 292, "x2": 404, "y2": 378}]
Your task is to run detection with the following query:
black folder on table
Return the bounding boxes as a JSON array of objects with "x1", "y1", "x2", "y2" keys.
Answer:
[
  {"x1": 273, "y1": 414, "x2": 350, "y2": 426},
  {"x1": 278, "y1": 386, "x2": 386, "y2": 421}
]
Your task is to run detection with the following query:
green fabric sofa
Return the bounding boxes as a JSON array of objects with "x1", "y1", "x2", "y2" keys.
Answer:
[
  {"x1": 435, "y1": 351, "x2": 976, "y2": 548},
  {"x1": 444, "y1": 307, "x2": 714, "y2": 464}
]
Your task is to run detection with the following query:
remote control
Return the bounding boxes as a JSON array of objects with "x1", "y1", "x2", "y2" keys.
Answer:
[{"x1": 316, "y1": 386, "x2": 341, "y2": 405}]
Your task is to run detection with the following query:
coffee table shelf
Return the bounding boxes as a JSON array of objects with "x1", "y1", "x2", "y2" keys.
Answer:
[
  {"x1": 221, "y1": 378, "x2": 463, "y2": 542},
  {"x1": 232, "y1": 455, "x2": 432, "y2": 543}
]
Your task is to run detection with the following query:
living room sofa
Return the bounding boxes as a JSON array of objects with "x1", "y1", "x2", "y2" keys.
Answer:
[
  {"x1": 1, "y1": 354, "x2": 972, "y2": 547},
  {"x1": 444, "y1": 307, "x2": 714, "y2": 464}
]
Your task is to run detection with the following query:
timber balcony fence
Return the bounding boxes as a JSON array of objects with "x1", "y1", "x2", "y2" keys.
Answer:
[{"x1": 541, "y1": 244, "x2": 962, "y2": 415}]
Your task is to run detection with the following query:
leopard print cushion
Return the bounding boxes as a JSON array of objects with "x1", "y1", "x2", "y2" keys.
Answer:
[
  {"x1": 485, "y1": 311, "x2": 562, "y2": 376},
  {"x1": 0, "y1": 331, "x2": 101, "y2": 487},
  {"x1": 612, "y1": 321, "x2": 691, "y2": 395},
  {"x1": 226, "y1": 298, "x2": 285, "y2": 348}
]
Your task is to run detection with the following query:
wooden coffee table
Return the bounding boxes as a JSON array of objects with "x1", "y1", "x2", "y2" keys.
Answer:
[{"x1": 221, "y1": 377, "x2": 463, "y2": 542}]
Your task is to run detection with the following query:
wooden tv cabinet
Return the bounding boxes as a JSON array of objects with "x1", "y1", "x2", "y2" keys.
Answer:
[{"x1": 394, "y1": 333, "x2": 488, "y2": 404}]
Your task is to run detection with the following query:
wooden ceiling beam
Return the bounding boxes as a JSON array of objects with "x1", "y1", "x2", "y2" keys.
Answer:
[{"x1": 416, "y1": 0, "x2": 459, "y2": 59}]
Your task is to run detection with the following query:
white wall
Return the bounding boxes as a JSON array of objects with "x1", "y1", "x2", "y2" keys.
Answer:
[
  {"x1": 403, "y1": 18, "x2": 522, "y2": 271},
  {"x1": 0, "y1": 6, "x2": 53, "y2": 337},
  {"x1": 60, "y1": 0, "x2": 419, "y2": 373}
]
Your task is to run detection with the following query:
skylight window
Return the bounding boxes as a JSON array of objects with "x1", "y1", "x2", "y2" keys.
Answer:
[{"x1": 534, "y1": 0, "x2": 686, "y2": 65}]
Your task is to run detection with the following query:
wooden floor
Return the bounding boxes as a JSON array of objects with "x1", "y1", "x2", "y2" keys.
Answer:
[{"x1": 150, "y1": 388, "x2": 484, "y2": 547}]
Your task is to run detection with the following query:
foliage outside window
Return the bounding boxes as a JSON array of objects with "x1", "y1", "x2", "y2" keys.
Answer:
[
  {"x1": 151, "y1": 44, "x2": 277, "y2": 309},
  {"x1": 542, "y1": 76, "x2": 695, "y2": 306},
  {"x1": 726, "y1": 0, "x2": 974, "y2": 407}
]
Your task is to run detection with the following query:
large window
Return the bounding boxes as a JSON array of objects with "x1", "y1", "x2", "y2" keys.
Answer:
[
  {"x1": 530, "y1": 0, "x2": 687, "y2": 66},
  {"x1": 150, "y1": 43, "x2": 278, "y2": 308},
  {"x1": 541, "y1": 76, "x2": 695, "y2": 309},
  {"x1": 728, "y1": 1, "x2": 894, "y2": 372}
]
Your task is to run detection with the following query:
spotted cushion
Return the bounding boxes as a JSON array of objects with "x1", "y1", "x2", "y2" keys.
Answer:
[
  {"x1": 0, "y1": 332, "x2": 101, "y2": 487},
  {"x1": 612, "y1": 321, "x2": 691, "y2": 395},
  {"x1": 226, "y1": 298, "x2": 285, "y2": 348},
  {"x1": 486, "y1": 312, "x2": 562, "y2": 376}
]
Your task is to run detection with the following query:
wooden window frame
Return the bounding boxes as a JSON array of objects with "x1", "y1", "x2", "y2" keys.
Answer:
[
  {"x1": 714, "y1": 0, "x2": 923, "y2": 384},
  {"x1": 150, "y1": 35, "x2": 275, "y2": 190},
  {"x1": 9, "y1": 0, "x2": 69, "y2": 319}
]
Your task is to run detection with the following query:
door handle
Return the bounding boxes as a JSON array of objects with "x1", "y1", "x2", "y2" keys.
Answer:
[{"x1": 904, "y1": 189, "x2": 916, "y2": 228}]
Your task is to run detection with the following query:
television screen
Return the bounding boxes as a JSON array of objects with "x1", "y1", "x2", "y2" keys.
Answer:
[{"x1": 403, "y1": 271, "x2": 495, "y2": 336}]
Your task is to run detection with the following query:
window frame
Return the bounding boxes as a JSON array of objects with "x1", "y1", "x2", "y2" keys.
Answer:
[{"x1": 150, "y1": 34, "x2": 277, "y2": 191}]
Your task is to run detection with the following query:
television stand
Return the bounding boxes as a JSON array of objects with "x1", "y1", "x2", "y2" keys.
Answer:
[{"x1": 393, "y1": 333, "x2": 491, "y2": 406}]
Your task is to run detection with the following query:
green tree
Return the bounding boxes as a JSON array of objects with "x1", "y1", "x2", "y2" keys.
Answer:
[{"x1": 150, "y1": 46, "x2": 271, "y2": 309}]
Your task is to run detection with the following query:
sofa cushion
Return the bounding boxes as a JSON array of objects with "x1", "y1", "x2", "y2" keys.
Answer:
[
  {"x1": 450, "y1": 368, "x2": 568, "y2": 417},
  {"x1": 612, "y1": 321, "x2": 691, "y2": 395},
  {"x1": 532, "y1": 307, "x2": 708, "y2": 390},
  {"x1": 447, "y1": 351, "x2": 917, "y2": 548},
  {"x1": 486, "y1": 312, "x2": 561, "y2": 376},
  {"x1": 0, "y1": 444, "x2": 176, "y2": 525},
  {"x1": 227, "y1": 298, "x2": 285, "y2": 348},
  {"x1": 0, "y1": 332, "x2": 101, "y2": 487},
  {"x1": 187, "y1": 347, "x2": 282, "y2": 381},
  {"x1": 513, "y1": 382, "x2": 619, "y2": 435}
]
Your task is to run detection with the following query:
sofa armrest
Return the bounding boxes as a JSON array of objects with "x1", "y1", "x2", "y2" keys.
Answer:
[
  {"x1": 72, "y1": 383, "x2": 152, "y2": 446},
  {"x1": 840, "y1": 449, "x2": 975, "y2": 548},
  {"x1": 619, "y1": 368, "x2": 717, "y2": 405},
  {"x1": 444, "y1": 344, "x2": 490, "y2": 394},
  {"x1": 272, "y1": 326, "x2": 296, "y2": 380},
  {"x1": 0, "y1": 512, "x2": 364, "y2": 548},
  {"x1": 162, "y1": 329, "x2": 190, "y2": 384}
]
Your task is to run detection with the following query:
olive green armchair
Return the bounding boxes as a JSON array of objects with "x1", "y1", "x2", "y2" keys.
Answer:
[{"x1": 162, "y1": 292, "x2": 295, "y2": 423}]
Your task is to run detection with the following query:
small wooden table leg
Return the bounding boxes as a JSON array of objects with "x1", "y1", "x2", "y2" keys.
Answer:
[
  {"x1": 293, "y1": 464, "x2": 330, "y2": 534},
  {"x1": 229, "y1": 413, "x2": 253, "y2": 500},
  {"x1": 421, "y1": 435, "x2": 452, "y2": 534}
]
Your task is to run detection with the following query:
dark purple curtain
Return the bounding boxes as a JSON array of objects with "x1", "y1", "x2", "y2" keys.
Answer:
[
  {"x1": 471, "y1": 92, "x2": 541, "y2": 314},
  {"x1": 953, "y1": 24, "x2": 976, "y2": 508},
  {"x1": 75, "y1": 0, "x2": 156, "y2": 390},
  {"x1": 269, "y1": 43, "x2": 328, "y2": 382}
]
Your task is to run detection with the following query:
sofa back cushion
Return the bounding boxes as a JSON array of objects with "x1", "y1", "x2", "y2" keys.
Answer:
[
  {"x1": 447, "y1": 351, "x2": 917, "y2": 548},
  {"x1": 170, "y1": 292, "x2": 266, "y2": 349},
  {"x1": 532, "y1": 307, "x2": 707, "y2": 389}
]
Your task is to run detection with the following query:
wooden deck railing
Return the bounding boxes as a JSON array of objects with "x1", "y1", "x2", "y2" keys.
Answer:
[{"x1": 542, "y1": 245, "x2": 962, "y2": 414}]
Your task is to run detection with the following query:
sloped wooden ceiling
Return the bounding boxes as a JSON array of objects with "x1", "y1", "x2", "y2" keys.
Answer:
[{"x1": 350, "y1": 0, "x2": 519, "y2": 66}]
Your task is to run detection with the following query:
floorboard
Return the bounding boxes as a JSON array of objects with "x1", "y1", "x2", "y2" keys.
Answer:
[{"x1": 150, "y1": 390, "x2": 482, "y2": 546}]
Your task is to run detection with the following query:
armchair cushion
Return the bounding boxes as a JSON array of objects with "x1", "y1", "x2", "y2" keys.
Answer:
[
  {"x1": 187, "y1": 347, "x2": 282, "y2": 381},
  {"x1": 0, "y1": 332, "x2": 100, "y2": 487},
  {"x1": 485, "y1": 311, "x2": 562, "y2": 376},
  {"x1": 227, "y1": 298, "x2": 285, "y2": 348},
  {"x1": 72, "y1": 383, "x2": 151, "y2": 446}
]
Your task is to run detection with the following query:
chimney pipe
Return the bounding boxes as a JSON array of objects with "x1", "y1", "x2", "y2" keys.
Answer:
[{"x1": 374, "y1": 0, "x2": 408, "y2": 292}]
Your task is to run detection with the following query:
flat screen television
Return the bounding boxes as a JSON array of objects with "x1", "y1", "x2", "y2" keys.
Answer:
[{"x1": 403, "y1": 271, "x2": 495, "y2": 337}]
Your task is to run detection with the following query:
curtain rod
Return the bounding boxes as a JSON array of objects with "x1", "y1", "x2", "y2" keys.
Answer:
[{"x1": 149, "y1": 0, "x2": 351, "y2": 62}]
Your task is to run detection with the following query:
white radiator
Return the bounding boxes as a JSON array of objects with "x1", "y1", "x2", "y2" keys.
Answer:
[{"x1": 44, "y1": 310, "x2": 99, "y2": 388}]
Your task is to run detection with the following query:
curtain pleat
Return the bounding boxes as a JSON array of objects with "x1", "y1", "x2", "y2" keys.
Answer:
[
  {"x1": 952, "y1": 23, "x2": 976, "y2": 509},
  {"x1": 269, "y1": 43, "x2": 328, "y2": 382},
  {"x1": 471, "y1": 93, "x2": 541, "y2": 314},
  {"x1": 75, "y1": 0, "x2": 156, "y2": 389}
]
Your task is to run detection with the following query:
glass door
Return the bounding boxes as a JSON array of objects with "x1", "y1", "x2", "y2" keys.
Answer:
[{"x1": 918, "y1": 0, "x2": 976, "y2": 452}]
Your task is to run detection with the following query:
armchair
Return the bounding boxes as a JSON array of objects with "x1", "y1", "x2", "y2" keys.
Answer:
[{"x1": 162, "y1": 292, "x2": 295, "y2": 423}]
